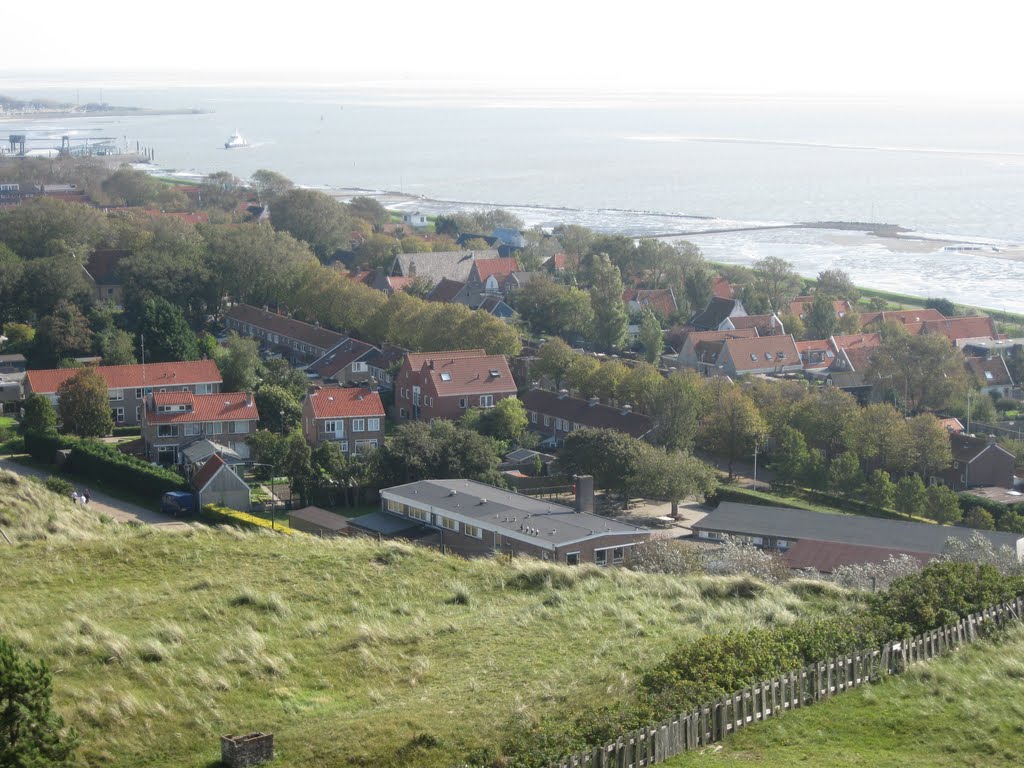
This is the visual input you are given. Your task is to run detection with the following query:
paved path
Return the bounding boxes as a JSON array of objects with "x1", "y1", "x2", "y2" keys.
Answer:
[{"x1": 0, "y1": 456, "x2": 187, "y2": 528}]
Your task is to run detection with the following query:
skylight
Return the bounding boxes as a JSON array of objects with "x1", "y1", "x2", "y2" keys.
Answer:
[
  {"x1": 984, "y1": 371, "x2": 994, "y2": 380},
  {"x1": 765, "y1": 352, "x2": 773, "y2": 360},
  {"x1": 750, "y1": 354, "x2": 758, "y2": 361},
  {"x1": 440, "y1": 372, "x2": 452, "y2": 381}
]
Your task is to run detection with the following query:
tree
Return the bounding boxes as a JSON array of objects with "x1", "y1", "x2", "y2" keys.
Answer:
[
  {"x1": 100, "y1": 167, "x2": 162, "y2": 207},
  {"x1": 828, "y1": 451, "x2": 864, "y2": 496},
  {"x1": 370, "y1": 420, "x2": 503, "y2": 488},
  {"x1": 752, "y1": 256, "x2": 801, "y2": 312},
  {"x1": 282, "y1": 431, "x2": 314, "y2": 506},
  {"x1": 803, "y1": 293, "x2": 838, "y2": 340},
  {"x1": 908, "y1": 413, "x2": 953, "y2": 479},
  {"x1": 551, "y1": 224, "x2": 594, "y2": 257},
  {"x1": 587, "y1": 359, "x2": 630, "y2": 404},
  {"x1": 270, "y1": 189, "x2": 352, "y2": 261},
  {"x1": 35, "y1": 300, "x2": 93, "y2": 365},
  {"x1": 894, "y1": 475, "x2": 927, "y2": 519},
  {"x1": 138, "y1": 297, "x2": 199, "y2": 363},
  {"x1": 531, "y1": 338, "x2": 578, "y2": 390},
  {"x1": 868, "y1": 333, "x2": 969, "y2": 414},
  {"x1": 588, "y1": 254, "x2": 628, "y2": 351},
  {"x1": 1, "y1": 323, "x2": 34, "y2": 350},
  {"x1": 347, "y1": 196, "x2": 390, "y2": 229},
  {"x1": 0, "y1": 244, "x2": 24, "y2": 324},
  {"x1": 626, "y1": 447, "x2": 716, "y2": 516},
  {"x1": 637, "y1": 308, "x2": 663, "y2": 363},
  {"x1": 512, "y1": 274, "x2": 593, "y2": 340},
  {"x1": 21, "y1": 394, "x2": 57, "y2": 436},
  {"x1": 260, "y1": 358, "x2": 310, "y2": 402},
  {"x1": 772, "y1": 425, "x2": 811, "y2": 487},
  {"x1": 198, "y1": 171, "x2": 243, "y2": 212},
  {"x1": 462, "y1": 397, "x2": 528, "y2": 443},
  {"x1": 963, "y1": 506, "x2": 996, "y2": 531},
  {"x1": 246, "y1": 430, "x2": 288, "y2": 480},
  {"x1": 215, "y1": 332, "x2": 263, "y2": 393},
  {"x1": 254, "y1": 385, "x2": 302, "y2": 434},
  {"x1": 650, "y1": 371, "x2": 708, "y2": 452},
  {"x1": 924, "y1": 484, "x2": 962, "y2": 525},
  {"x1": 619, "y1": 362, "x2": 665, "y2": 415},
  {"x1": 792, "y1": 386, "x2": 859, "y2": 463},
  {"x1": 56, "y1": 367, "x2": 113, "y2": 437},
  {"x1": 841, "y1": 403, "x2": 912, "y2": 475},
  {"x1": 699, "y1": 387, "x2": 768, "y2": 479},
  {"x1": 559, "y1": 428, "x2": 646, "y2": 494},
  {"x1": 251, "y1": 169, "x2": 294, "y2": 202},
  {"x1": 353, "y1": 233, "x2": 401, "y2": 269},
  {"x1": 0, "y1": 196, "x2": 109, "y2": 260},
  {"x1": 779, "y1": 311, "x2": 805, "y2": 341},
  {"x1": 815, "y1": 268, "x2": 859, "y2": 301},
  {"x1": 0, "y1": 634, "x2": 77, "y2": 767},
  {"x1": 925, "y1": 297, "x2": 957, "y2": 317},
  {"x1": 96, "y1": 328, "x2": 137, "y2": 366},
  {"x1": 863, "y1": 469, "x2": 896, "y2": 510}
]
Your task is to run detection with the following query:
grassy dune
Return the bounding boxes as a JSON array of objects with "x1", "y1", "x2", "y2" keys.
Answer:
[
  {"x1": 0, "y1": 471, "x2": 866, "y2": 767},
  {"x1": 664, "y1": 624, "x2": 1024, "y2": 768}
]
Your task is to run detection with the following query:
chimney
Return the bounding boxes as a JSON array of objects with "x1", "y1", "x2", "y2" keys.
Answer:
[
  {"x1": 587, "y1": 396, "x2": 599, "y2": 407},
  {"x1": 558, "y1": 389, "x2": 569, "y2": 399},
  {"x1": 428, "y1": 360, "x2": 434, "y2": 370},
  {"x1": 574, "y1": 475, "x2": 595, "y2": 514},
  {"x1": 244, "y1": 391, "x2": 253, "y2": 406},
  {"x1": 620, "y1": 404, "x2": 632, "y2": 415}
]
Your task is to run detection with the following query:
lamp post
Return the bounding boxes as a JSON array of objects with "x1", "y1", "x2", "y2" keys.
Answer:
[{"x1": 250, "y1": 462, "x2": 277, "y2": 531}]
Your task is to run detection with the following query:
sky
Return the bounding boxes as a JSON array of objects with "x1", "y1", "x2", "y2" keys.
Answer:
[{"x1": 5, "y1": 0, "x2": 1024, "y2": 99}]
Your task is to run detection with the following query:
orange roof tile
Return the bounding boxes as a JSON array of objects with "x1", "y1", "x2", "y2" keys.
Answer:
[
  {"x1": 406, "y1": 350, "x2": 516, "y2": 396},
  {"x1": 191, "y1": 453, "x2": 226, "y2": 490},
  {"x1": 623, "y1": 288, "x2": 678, "y2": 318},
  {"x1": 473, "y1": 258, "x2": 520, "y2": 281},
  {"x1": 922, "y1": 316, "x2": 998, "y2": 343},
  {"x1": 721, "y1": 335, "x2": 801, "y2": 371},
  {"x1": 148, "y1": 392, "x2": 258, "y2": 424},
  {"x1": 307, "y1": 387, "x2": 385, "y2": 419},
  {"x1": 27, "y1": 360, "x2": 222, "y2": 395},
  {"x1": 712, "y1": 276, "x2": 734, "y2": 299}
]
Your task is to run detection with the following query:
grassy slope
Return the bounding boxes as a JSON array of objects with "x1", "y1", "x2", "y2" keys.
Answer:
[
  {"x1": 0, "y1": 472, "x2": 864, "y2": 768},
  {"x1": 663, "y1": 624, "x2": 1024, "y2": 768}
]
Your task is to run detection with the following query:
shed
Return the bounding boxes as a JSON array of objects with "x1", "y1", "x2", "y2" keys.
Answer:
[
  {"x1": 192, "y1": 454, "x2": 251, "y2": 512},
  {"x1": 288, "y1": 506, "x2": 351, "y2": 537}
]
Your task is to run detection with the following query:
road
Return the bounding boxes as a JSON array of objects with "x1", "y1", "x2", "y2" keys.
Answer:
[{"x1": 0, "y1": 456, "x2": 187, "y2": 528}]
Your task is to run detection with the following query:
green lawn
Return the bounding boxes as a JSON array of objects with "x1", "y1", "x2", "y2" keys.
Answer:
[
  {"x1": 0, "y1": 470, "x2": 860, "y2": 768},
  {"x1": 663, "y1": 624, "x2": 1024, "y2": 767},
  {"x1": 0, "y1": 415, "x2": 16, "y2": 429}
]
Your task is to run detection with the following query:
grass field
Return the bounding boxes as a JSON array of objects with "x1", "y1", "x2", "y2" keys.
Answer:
[
  {"x1": 662, "y1": 624, "x2": 1024, "y2": 768},
  {"x1": 0, "y1": 470, "x2": 864, "y2": 768}
]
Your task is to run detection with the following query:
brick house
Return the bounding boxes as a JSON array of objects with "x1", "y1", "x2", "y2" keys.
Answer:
[
  {"x1": 394, "y1": 349, "x2": 517, "y2": 421},
  {"x1": 377, "y1": 478, "x2": 651, "y2": 564},
  {"x1": 25, "y1": 360, "x2": 223, "y2": 428},
  {"x1": 965, "y1": 356, "x2": 1015, "y2": 397},
  {"x1": 301, "y1": 386, "x2": 385, "y2": 455},
  {"x1": 713, "y1": 335, "x2": 802, "y2": 377},
  {"x1": 82, "y1": 248, "x2": 128, "y2": 306},
  {"x1": 521, "y1": 388, "x2": 655, "y2": 446},
  {"x1": 142, "y1": 391, "x2": 259, "y2": 465},
  {"x1": 622, "y1": 288, "x2": 678, "y2": 320},
  {"x1": 305, "y1": 337, "x2": 379, "y2": 385},
  {"x1": 937, "y1": 434, "x2": 1017, "y2": 491},
  {"x1": 224, "y1": 303, "x2": 344, "y2": 365},
  {"x1": 676, "y1": 328, "x2": 759, "y2": 372}
]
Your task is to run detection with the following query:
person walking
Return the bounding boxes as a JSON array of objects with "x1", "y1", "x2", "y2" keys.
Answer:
[
  {"x1": 71, "y1": 490, "x2": 79, "y2": 504},
  {"x1": 83, "y1": 489, "x2": 91, "y2": 504}
]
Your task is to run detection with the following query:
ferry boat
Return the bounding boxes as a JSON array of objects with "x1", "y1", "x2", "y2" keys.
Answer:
[{"x1": 224, "y1": 130, "x2": 248, "y2": 149}]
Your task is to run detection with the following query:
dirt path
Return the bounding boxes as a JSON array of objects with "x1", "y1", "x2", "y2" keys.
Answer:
[{"x1": 0, "y1": 457, "x2": 187, "y2": 528}]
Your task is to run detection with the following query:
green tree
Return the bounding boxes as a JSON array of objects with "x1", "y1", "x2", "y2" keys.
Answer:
[
  {"x1": 254, "y1": 385, "x2": 302, "y2": 434},
  {"x1": 588, "y1": 254, "x2": 628, "y2": 351},
  {"x1": 370, "y1": 420, "x2": 503, "y2": 488},
  {"x1": 894, "y1": 474, "x2": 927, "y2": 519},
  {"x1": 803, "y1": 293, "x2": 838, "y2": 340},
  {"x1": 650, "y1": 371, "x2": 708, "y2": 453},
  {"x1": 282, "y1": 431, "x2": 314, "y2": 506},
  {"x1": 863, "y1": 468, "x2": 896, "y2": 510},
  {"x1": 531, "y1": 338, "x2": 578, "y2": 390},
  {"x1": 35, "y1": 300, "x2": 93, "y2": 365},
  {"x1": 559, "y1": 427, "x2": 646, "y2": 494},
  {"x1": 21, "y1": 394, "x2": 57, "y2": 436},
  {"x1": 246, "y1": 430, "x2": 288, "y2": 480},
  {"x1": 462, "y1": 397, "x2": 528, "y2": 443},
  {"x1": 908, "y1": 413, "x2": 954, "y2": 479},
  {"x1": 250, "y1": 169, "x2": 294, "y2": 202},
  {"x1": 626, "y1": 446, "x2": 717, "y2": 516},
  {"x1": 96, "y1": 328, "x2": 137, "y2": 366},
  {"x1": 828, "y1": 451, "x2": 864, "y2": 496},
  {"x1": 924, "y1": 484, "x2": 962, "y2": 524},
  {"x1": 100, "y1": 167, "x2": 162, "y2": 206},
  {"x1": 868, "y1": 332, "x2": 970, "y2": 413},
  {"x1": 0, "y1": 196, "x2": 109, "y2": 260},
  {"x1": 637, "y1": 308, "x2": 663, "y2": 363},
  {"x1": 138, "y1": 297, "x2": 199, "y2": 363},
  {"x1": 699, "y1": 387, "x2": 768, "y2": 479},
  {"x1": 551, "y1": 224, "x2": 594, "y2": 257},
  {"x1": 815, "y1": 268, "x2": 859, "y2": 301},
  {"x1": 1, "y1": 323, "x2": 34, "y2": 350},
  {"x1": 198, "y1": 171, "x2": 242, "y2": 212},
  {"x1": 925, "y1": 297, "x2": 957, "y2": 317},
  {"x1": 772, "y1": 425, "x2": 811, "y2": 487},
  {"x1": 353, "y1": 233, "x2": 402, "y2": 270},
  {"x1": 56, "y1": 367, "x2": 113, "y2": 437},
  {"x1": 587, "y1": 359, "x2": 630, "y2": 404},
  {"x1": 0, "y1": 634, "x2": 77, "y2": 767},
  {"x1": 620, "y1": 362, "x2": 665, "y2": 415},
  {"x1": 270, "y1": 188, "x2": 352, "y2": 261},
  {"x1": 792, "y1": 386, "x2": 859, "y2": 463},
  {"x1": 752, "y1": 256, "x2": 801, "y2": 312},
  {"x1": 347, "y1": 196, "x2": 390, "y2": 229},
  {"x1": 842, "y1": 402, "x2": 912, "y2": 475},
  {"x1": 963, "y1": 505, "x2": 996, "y2": 530},
  {"x1": 0, "y1": 244, "x2": 24, "y2": 323},
  {"x1": 215, "y1": 332, "x2": 263, "y2": 393},
  {"x1": 512, "y1": 274, "x2": 594, "y2": 340},
  {"x1": 260, "y1": 358, "x2": 310, "y2": 402}
]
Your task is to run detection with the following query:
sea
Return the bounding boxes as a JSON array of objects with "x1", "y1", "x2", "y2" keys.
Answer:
[{"x1": 2, "y1": 77, "x2": 1023, "y2": 313}]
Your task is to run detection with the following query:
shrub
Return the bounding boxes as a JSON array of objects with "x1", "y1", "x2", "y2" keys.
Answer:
[
  {"x1": 43, "y1": 476, "x2": 74, "y2": 497},
  {"x1": 65, "y1": 440, "x2": 186, "y2": 501},
  {"x1": 23, "y1": 431, "x2": 77, "y2": 464}
]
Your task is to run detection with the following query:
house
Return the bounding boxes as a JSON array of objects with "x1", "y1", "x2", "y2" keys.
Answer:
[
  {"x1": 501, "y1": 271, "x2": 541, "y2": 294},
  {"x1": 543, "y1": 252, "x2": 577, "y2": 274},
  {"x1": 390, "y1": 250, "x2": 500, "y2": 285},
  {"x1": 921, "y1": 316, "x2": 999, "y2": 345},
  {"x1": 689, "y1": 297, "x2": 748, "y2": 331},
  {"x1": 0, "y1": 353, "x2": 26, "y2": 374},
  {"x1": 224, "y1": 304, "x2": 344, "y2": 365},
  {"x1": 426, "y1": 277, "x2": 471, "y2": 304},
  {"x1": 365, "y1": 343, "x2": 408, "y2": 391},
  {"x1": 395, "y1": 349, "x2": 517, "y2": 421},
  {"x1": 676, "y1": 328, "x2": 759, "y2": 372},
  {"x1": 859, "y1": 308, "x2": 945, "y2": 335},
  {"x1": 465, "y1": 257, "x2": 520, "y2": 304},
  {"x1": 191, "y1": 453, "x2": 251, "y2": 512},
  {"x1": 521, "y1": 388, "x2": 655, "y2": 446},
  {"x1": 25, "y1": 360, "x2": 223, "y2": 427},
  {"x1": 289, "y1": 506, "x2": 351, "y2": 537},
  {"x1": 714, "y1": 335, "x2": 802, "y2": 377},
  {"x1": 376, "y1": 478, "x2": 652, "y2": 564},
  {"x1": 0, "y1": 374, "x2": 23, "y2": 408},
  {"x1": 142, "y1": 391, "x2": 259, "y2": 465},
  {"x1": 305, "y1": 337, "x2": 379, "y2": 385},
  {"x1": 301, "y1": 386, "x2": 385, "y2": 455},
  {"x1": 623, "y1": 288, "x2": 678, "y2": 320},
  {"x1": 692, "y1": 501, "x2": 1024, "y2": 572},
  {"x1": 711, "y1": 276, "x2": 735, "y2": 299},
  {"x1": 475, "y1": 295, "x2": 517, "y2": 320},
  {"x1": 937, "y1": 434, "x2": 1016, "y2": 491},
  {"x1": 795, "y1": 339, "x2": 835, "y2": 371},
  {"x1": 402, "y1": 211, "x2": 429, "y2": 228},
  {"x1": 804, "y1": 333, "x2": 883, "y2": 400},
  {"x1": 787, "y1": 296, "x2": 854, "y2": 320},
  {"x1": 500, "y1": 448, "x2": 558, "y2": 474},
  {"x1": 82, "y1": 248, "x2": 127, "y2": 305},
  {"x1": 363, "y1": 270, "x2": 418, "y2": 296},
  {"x1": 966, "y1": 356, "x2": 1014, "y2": 397},
  {"x1": 724, "y1": 313, "x2": 785, "y2": 336}
]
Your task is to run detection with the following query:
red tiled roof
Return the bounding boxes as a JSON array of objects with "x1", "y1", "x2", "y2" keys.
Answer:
[
  {"x1": 922, "y1": 316, "x2": 998, "y2": 343},
  {"x1": 387, "y1": 276, "x2": 417, "y2": 292},
  {"x1": 406, "y1": 350, "x2": 516, "y2": 396},
  {"x1": 191, "y1": 453, "x2": 226, "y2": 491},
  {"x1": 860, "y1": 308, "x2": 945, "y2": 327},
  {"x1": 623, "y1": 288, "x2": 678, "y2": 318},
  {"x1": 307, "y1": 337, "x2": 377, "y2": 379},
  {"x1": 965, "y1": 356, "x2": 1013, "y2": 387},
  {"x1": 545, "y1": 253, "x2": 573, "y2": 271},
  {"x1": 940, "y1": 418, "x2": 964, "y2": 434},
  {"x1": 728, "y1": 314, "x2": 781, "y2": 333},
  {"x1": 788, "y1": 297, "x2": 854, "y2": 318},
  {"x1": 831, "y1": 333, "x2": 882, "y2": 350},
  {"x1": 681, "y1": 328, "x2": 759, "y2": 346},
  {"x1": 148, "y1": 392, "x2": 258, "y2": 424},
  {"x1": 27, "y1": 360, "x2": 222, "y2": 395},
  {"x1": 426, "y1": 278, "x2": 467, "y2": 303},
  {"x1": 712, "y1": 276, "x2": 734, "y2": 299},
  {"x1": 307, "y1": 387, "x2": 385, "y2": 419},
  {"x1": 473, "y1": 258, "x2": 520, "y2": 281},
  {"x1": 721, "y1": 335, "x2": 801, "y2": 371}
]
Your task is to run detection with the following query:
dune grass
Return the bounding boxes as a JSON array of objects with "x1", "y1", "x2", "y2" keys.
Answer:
[
  {"x1": 0, "y1": 473, "x2": 866, "y2": 768},
  {"x1": 663, "y1": 623, "x2": 1024, "y2": 768}
]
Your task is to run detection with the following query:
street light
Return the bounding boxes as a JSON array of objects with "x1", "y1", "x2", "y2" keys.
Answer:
[{"x1": 249, "y1": 462, "x2": 278, "y2": 531}]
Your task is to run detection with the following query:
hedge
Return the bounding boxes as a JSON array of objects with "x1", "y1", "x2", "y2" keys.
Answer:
[
  {"x1": 112, "y1": 426, "x2": 141, "y2": 437},
  {"x1": 65, "y1": 440, "x2": 187, "y2": 501},
  {"x1": 23, "y1": 431, "x2": 79, "y2": 463},
  {"x1": 707, "y1": 484, "x2": 905, "y2": 521},
  {"x1": 200, "y1": 504, "x2": 296, "y2": 535}
]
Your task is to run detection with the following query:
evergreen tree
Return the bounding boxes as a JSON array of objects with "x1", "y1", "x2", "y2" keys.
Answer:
[
  {"x1": 587, "y1": 254, "x2": 628, "y2": 351},
  {"x1": 637, "y1": 308, "x2": 664, "y2": 363},
  {"x1": 138, "y1": 297, "x2": 199, "y2": 363},
  {"x1": 863, "y1": 469, "x2": 896, "y2": 510}
]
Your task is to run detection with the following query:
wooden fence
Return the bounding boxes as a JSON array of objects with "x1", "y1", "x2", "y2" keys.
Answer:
[{"x1": 547, "y1": 596, "x2": 1024, "y2": 768}]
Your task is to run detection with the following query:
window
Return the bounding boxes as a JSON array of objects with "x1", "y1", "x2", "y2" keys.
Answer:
[
  {"x1": 440, "y1": 372, "x2": 452, "y2": 381},
  {"x1": 595, "y1": 549, "x2": 608, "y2": 566},
  {"x1": 109, "y1": 389, "x2": 124, "y2": 401},
  {"x1": 764, "y1": 352, "x2": 773, "y2": 360},
  {"x1": 464, "y1": 523, "x2": 482, "y2": 539},
  {"x1": 354, "y1": 439, "x2": 378, "y2": 455},
  {"x1": 339, "y1": 441, "x2": 349, "y2": 453},
  {"x1": 479, "y1": 395, "x2": 494, "y2": 407},
  {"x1": 352, "y1": 419, "x2": 365, "y2": 432},
  {"x1": 440, "y1": 516, "x2": 459, "y2": 532},
  {"x1": 459, "y1": 397, "x2": 468, "y2": 409},
  {"x1": 112, "y1": 407, "x2": 125, "y2": 423},
  {"x1": 531, "y1": 411, "x2": 538, "y2": 424},
  {"x1": 234, "y1": 421, "x2": 250, "y2": 434},
  {"x1": 612, "y1": 547, "x2": 624, "y2": 564},
  {"x1": 407, "y1": 506, "x2": 429, "y2": 522},
  {"x1": 750, "y1": 354, "x2": 758, "y2": 361},
  {"x1": 135, "y1": 388, "x2": 143, "y2": 399},
  {"x1": 543, "y1": 415, "x2": 551, "y2": 427},
  {"x1": 136, "y1": 406, "x2": 141, "y2": 421},
  {"x1": 777, "y1": 352, "x2": 786, "y2": 359},
  {"x1": 197, "y1": 383, "x2": 214, "y2": 394},
  {"x1": 184, "y1": 423, "x2": 201, "y2": 436},
  {"x1": 387, "y1": 499, "x2": 401, "y2": 513},
  {"x1": 157, "y1": 425, "x2": 177, "y2": 438},
  {"x1": 324, "y1": 420, "x2": 343, "y2": 435},
  {"x1": 367, "y1": 418, "x2": 380, "y2": 431},
  {"x1": 984, "y1": 371, "x2": 994, "y2": 381},
  {"x1": 352, "y1": 361, "x2": 368, "y2": 373},
  {"x1": 400, "y1": 408, "x2": 407, "y2": 418},
  {"x1": 206, "y1": 422, "x2": 223, "y2": 435},
  {"x1": 566, "y1": 552, "x2": 580, "y2": 566}
]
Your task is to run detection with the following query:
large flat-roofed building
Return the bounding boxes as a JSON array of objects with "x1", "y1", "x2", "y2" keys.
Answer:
[
  {"x1": 378, "y1": 478, "x2": 651, "y2": 565},
  {"x1": 692, "y1": 501, "x2": 1024, "y2": 572}
]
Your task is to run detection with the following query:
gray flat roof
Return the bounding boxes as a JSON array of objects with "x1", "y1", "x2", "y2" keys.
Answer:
[
  {"x1": 350, "y1": 510, "x2": 424, "y2": 536},
  {"x1": 694, "y1": 502, "x2": 1022, "y2": 555},
  {"x1": 288, "y1": 506, "x2": 350, "y2": 532},
  {"x1": 382, "y1": 479, "x2": 649, "y2": 548}
]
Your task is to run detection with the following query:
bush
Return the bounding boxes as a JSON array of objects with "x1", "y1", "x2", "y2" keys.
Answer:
[
  {"x1": 23, "y1": 431, "x2": 77, "y2": 464},
  {"x1": 199, "y1": 504, "x2": 297, "y2": 535},
  {"x1": 112, "y1": 426, "x2": 141, "y2": 437},
  {"x1": 65, "y1": 440, "x2": 186, "y2": 501},
  {"x1": 43, "y1": 476, "x2": 74, "y2": 497}
]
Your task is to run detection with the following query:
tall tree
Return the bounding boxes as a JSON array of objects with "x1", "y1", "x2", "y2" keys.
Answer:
[
  {"x1": 804, "y1": 293, "x2": 838, "y2": 340},
  {"x1": 0, "y1": 197, "x2": 109, "y2": 260},
  {"x1": 650, "y1": 371, "x2": 708, "y2": 452},
  {"x1": 842, "y1": 402, "x2": 912, "y2": 475},
  {"x1": 250, "y1": 169, "x2": 294, "y2": 202},
  {"x1": 699, "y1": 387, "x2": 768, "y2": 478},
  {"x1": 0, "y1": 634, "x2": 77, "y2": 767},
  {"x1": 588, "y1": 254, "x2": 628, "y2": 351},
  {"x1": 894, "y1": 475, "x2": 927, "y2": 519},
  {"x1": 863, "y1": 469, "x2": 896, "y2": 510},
  {"x1": 512, "y1": 274, "x2": 593, "y2": 340},
  {"x1": 752, "y1": 256, "x2": 801, "y2": 312},
  {"x1": 531, "y1": 338, "x2": 578, "y2": 390},
  {"x1": 792, "y1": 386, "x2": 859, "y2": 463},
  {"x1": 270, "y1": 188, "x2": 353, "y2": 261},
  {"x1": 97, "y1": 328, "x2": 137, "y2": 366},
  {"x1": 908, "y1": 413, "x2": 953, "y2": 479},
  {"x1": 924, "y1": 484, "x2": 962, "y2": 524},
  {"x1": 198, "y1": 171, "x2": 242, "y2": 212},
  {"x1": 21, "y1": 394, "x2": 57, "y2": 435},
  {"x1": 56, "y1": 367, "x2": 113, "y2": 437},
  {"x1": 254, "y1": 385, "x2": 302, "y2": 434},
  {"x1": 626, "y1": 447, "x2": 716, "y2": 516},
  {"x1": 772, "y1": 425, "x2": 811, "y2": 487},
  {"x1": 35, "y1": 300, "x2": 93, "y2": 365},
  {"x1": 638, "y1": 308, "x2": 664, "y2": 363},
  {"x1": 138, "y1": 297, "x2": 199, "y2": 363},
  {"x1": 815, "y1": 268, "x2": 859, "y2": 301},
  {"x1": 828, "y1": 451, "x2": 864, "y2": 496},
  {"x1": 868, "y1": 333, "x2": 970, "y2": 413},
  {"x1": 559, "y1": 427, "x2": 646, "y2": 493},
  {"x1": 215, "y1": 332, "x2": 263, "y2": 393}
]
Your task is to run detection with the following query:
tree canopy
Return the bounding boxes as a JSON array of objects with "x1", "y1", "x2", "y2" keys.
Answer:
[{"x1": 56, "y1": 367, "x2": 113, "y2": 437}]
